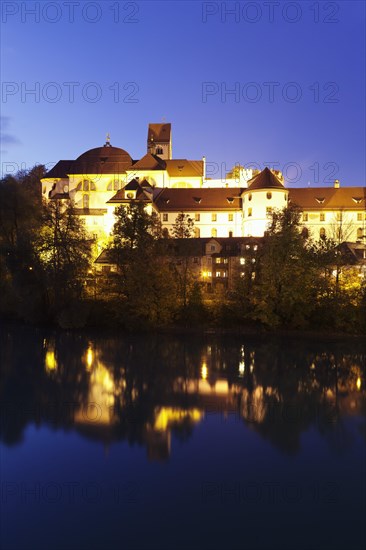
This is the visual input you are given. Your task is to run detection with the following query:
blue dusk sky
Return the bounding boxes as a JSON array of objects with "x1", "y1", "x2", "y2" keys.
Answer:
[{"x1": 1, "y1": 0, "x2": 365, "y2": 187}]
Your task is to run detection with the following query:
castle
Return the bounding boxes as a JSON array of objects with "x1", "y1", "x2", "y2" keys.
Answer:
[{"x1": 42, "y1": 123, "x2": 366, "y2": 257}]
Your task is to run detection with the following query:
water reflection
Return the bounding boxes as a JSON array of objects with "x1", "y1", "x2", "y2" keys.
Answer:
[{"x1": 1, "y1": 325, "x2": 365, "y2": 459}]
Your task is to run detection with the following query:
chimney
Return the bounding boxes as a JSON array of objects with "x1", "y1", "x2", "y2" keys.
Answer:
[
  {"x1": 202, "y1": 156, "x2": 206, "y2": 183},
  {"x1": 334, "y1": 179, "x2": 340, "y2": 188}
]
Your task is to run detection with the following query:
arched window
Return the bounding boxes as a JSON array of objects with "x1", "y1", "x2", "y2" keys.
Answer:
[
  {"x1": 83, "y1": 194, "x2": 89, "y2": 209},
  {"x1": 320, "y1": 227, "x2": 326, "y2": 239},
  {"x1": 248, "y1": 194, "x2": 252, "y2": 201},
  {"x1": 357, "y1": 228, "x2": 363, "y2": 240},
  {"x1": 301, "y1": 227, "x2": 309, "y2": 238},
  {"x1": 266, "y1": 192, "x2": 272, "y2": 200},
  {"x1": 156, "y1": 146, "x2": 163, "y2": 155},
  {"x1": 83, "y1": 180, "x2": 90, "y2": 191}
]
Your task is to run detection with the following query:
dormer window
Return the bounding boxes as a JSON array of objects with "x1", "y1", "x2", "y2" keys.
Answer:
[
  {"x1": 316, "y1": 197, "x2": 325, "y2": 204},
  {"x1": 194, "y1": 197, "x2": 201, "y2": 204},
  {"x1": 227, "y1": 197, "x2": 234, "y2": 203},
  {"x1": 352, "y1": 197, "x2": 363, "y2": 204}
]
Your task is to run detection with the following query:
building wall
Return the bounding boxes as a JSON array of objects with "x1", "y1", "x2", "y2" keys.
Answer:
[{"x1": 242, "y1": 188, "x2": 288, "y2": 236}]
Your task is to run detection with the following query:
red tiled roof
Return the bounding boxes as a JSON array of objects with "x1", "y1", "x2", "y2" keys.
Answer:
[
  {"x1": 154, "y1": 188, "x2": 242, "y2": 211},
  {"x1": 165, "y1": 159, "x2": 204, "y2": 178},
  {"x1": 289, "y1": 187, "x2": 366, "y2": 209},
  {"x1": 132, "y1": 153, "x2": 167, "y2": 171},
  {"x1": 44, "y1": 161, "x2": 73, "y2": 179},
  {"x1": 247, "y1": 167, "x2": 284, "y2": 190}
]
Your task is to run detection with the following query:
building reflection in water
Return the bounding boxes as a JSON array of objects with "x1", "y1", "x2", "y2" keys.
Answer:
[{"x1": 0, "y1": 327, "x2": 364, "y2": 460}]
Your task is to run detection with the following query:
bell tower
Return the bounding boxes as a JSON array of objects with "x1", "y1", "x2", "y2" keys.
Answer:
[{"x1": 147, "y1": 123, "x2": 172, "y2": 159}]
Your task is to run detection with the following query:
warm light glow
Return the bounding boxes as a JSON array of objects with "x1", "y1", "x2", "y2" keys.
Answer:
[
  {"x1": 153, "y1": 407, "x2": 203, "y2": 431},
  {"x1": 239, "y1": 361, "x2": 245, "y2": 376},
  {"x1": 201, "y1": 363, "x2": 208, "y2": 379},
  {"x1": 45, "y1": 350, "x2": 57, "y2": 371},
  {"x1": 86, "y1": 346, "x2": 94, "y2": 370},
  {"x1": 356, "y1": 377, "x2": 361, "y2": 390}
]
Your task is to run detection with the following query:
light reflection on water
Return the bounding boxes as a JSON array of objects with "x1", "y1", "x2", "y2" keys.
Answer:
[{"x1": 0, "y1": 324, "x2": 365, "y2": 550}]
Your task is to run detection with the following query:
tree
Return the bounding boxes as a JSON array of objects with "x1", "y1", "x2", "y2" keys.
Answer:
[
  {"x1": 253, "y1": 205, "x2": 318, "y2": 328},
  {"x1": 110, "y1": 201, "x2": 177, "y2": 327},
  {"x1": 171, "y1": 212, "x2": 195, "y2": 239}
]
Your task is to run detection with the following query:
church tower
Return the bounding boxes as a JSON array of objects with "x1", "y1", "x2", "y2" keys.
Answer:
[
  {"x1": 242, "y1": 167, "x2": 288, "y2": 236},
  {"x1": 147, "y1": 123, "x2": 172, "y2": 159}
]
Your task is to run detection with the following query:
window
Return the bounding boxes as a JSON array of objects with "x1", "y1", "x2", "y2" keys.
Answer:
[
  {"x1": 163, "y1": 213, "x2": 168, "y2": 222},
  {"x1": 195, "y1": 213, "x2": 200, "y2": 221},
  {"x1": 207, "y1": 271, "x2": 212, "y2": 277},
  {"x1": 253, "y1": 245, "x2": 258, "y2": 251},
  {"x1": 215, "y1": 257, "x2": 221, "y2": 264},
  {"x1": 357, "y1": 228, "x2": 363, "y2": 240},
  {"x1": 266, "y1": 192, "x2": 272, "y2": 200},
  {"x1": 228, "y1": 213, "x2": 233, "y2": 222},
  {"x1": 266, "y1": 207, "x2": 273, "y2": 215},
  {"x1": 193, "y1": 257, "x2": 199, "y2": 264},
  {"x1": 83, "y1": 180, "x2": 90, "y2": 191},
  {"x1": 211, "y1": 228, "x2": 217, "y2": 237},
  {"x1": 223, "y1": 258, "x2": 228, "y2": 264},
  {"x1": 212, "y1": 213, "x2": 217, "y2": 222},
  {"x1": 248, "y1": 194, "x2": 252, "y2": 201},
  {"x1": 303, "y1": 213, "x2": 308, "y2": 222},
  {"x1": 216, "y1": 271, "x2": 221, "y2": 278},
  {"x1": 301, "y1": 227, "x2": 309, "y2": 238},
  {"x1": 336, "y1": 212, "x2": 342, "y2": 222},
  {"x1": 320, "y1": 213, "x2": 325, "y2": 222},
  {"x1": 320, "y1": 227, "x2": 326, "y2": 239},
  {"x1": 210, "y1": 245, "x2": 215, "y2": 251},
  {"x1": 357, "y1": 213, "x2": 363, "y2": 221},
  {"x1": 83, "y1": 194, "x2": 89, "y2": 209},
  {"x1": 222, "y1": 271, "x2": 227, "y2": 278},
  {"x1": 240, "y1": 258, "x2": 245, "y2": 265},
  {"x1": 207, "y1": 257, "x2": 212, "y2": 264},
  {"x1": 248, "y1": 208, "x2": 252, "y2": 217},
  {"x1": 194, "y1": 227, "x2": 200, "y2": 238},
  {"x1": 156, "y1": 146, "x2": 163, "y2": 155},
  {"x1": 228, "y1": 231, "x2": 233, "y2": 238}
]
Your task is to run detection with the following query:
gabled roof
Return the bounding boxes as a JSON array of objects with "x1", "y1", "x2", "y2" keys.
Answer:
[
  {"x1": 154, "y1": 188, "x2": 242, "y2": 211},
  {"x1": 148, "y1": 123, "x2": 171, "y2": 143},
  {"x1": 124, "y1": 178, "x2": 140, "y2": 190},
  {"x1": 132, "y1": 153, "x2": 167, "y2": 171},
  {"x1": 165, "y1": 159, "x2": 204, "y2": 178},
  {"x1": 289, "y1": 187, "x2": 366, "y2": 209},
  {"x1": 247, "y1": 167, "x2": 284, "y2": 190},
  {"x1": 140, "y1": 178, "x2": 152, "y2": 188},
  {"x1": 44, "y1": 160, "x2": 73, "y2": 179},
  {"x1": 107, "y1": 187, "x2": 152, "y2": 203}
]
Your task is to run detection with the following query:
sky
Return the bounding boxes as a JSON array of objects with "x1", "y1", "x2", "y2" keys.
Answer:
[{"x1": 1, "y1": 0, "x2": 365, "y2": 187}]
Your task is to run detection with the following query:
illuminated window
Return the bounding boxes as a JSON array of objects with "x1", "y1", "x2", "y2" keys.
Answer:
[
  {"x1": 83, "y1": 194, "x2": 89, "y2": 209},
  {"x1": 216, "y1": 271, "x2": 221, "y2": 277},
  {"x1": 195, "y1": 213, "x2": 200, "y2": 221},
  {"x1": 303, "y1": 213, "x2": 308, "y2": 222},
  {"x1": 211, "y1": 228, "x2": 217, "y2": 237},
  {"x1": 215, "y1": 257, "x2": 221, "y2": 264},
  {"x1": 357, "y1": 228, "x2": 363, "y2": 240},
  {"x1": 212, "y1": 213, "x2": 217, "y2": 222},
  {"x1": 222, "y1": 271, "x2": 227, "y2": 278},
  {"x1": 266, "y1": 192, "x2": 272, "y2": 200},
  {"x1": 194, "y1": 227, "x2": 200, "y2": 238},
  {"x1": 253, "y1": 245, "x2": 258, "y2": 251},
  {"x1": 248, "y1": 208, "x2": 252, "y2": 217},
  {"x1": 228, "y1": 213, "x2": 233, "y2": 222},
  {"x1": 240, "y1": 257, "x2": 245, "y2": 265},
  {"x1": 336, "y1": 212, "x2": 342, "y2": 221},
  {"x1": 163, "y1": 213, "x2": 168, "y2": 222},
  {"x1": 320, "y1": 213, "x2": 325, "y2": 221},
  {"x1": 223, "y1": 258, "x2": 228, "y2": 264},
  {"x1": 207, "y1": 271, "x2": 212, "y2": 277},
  {"x1": 357, "y1": 213, "x2": 363, "y2": 221}
]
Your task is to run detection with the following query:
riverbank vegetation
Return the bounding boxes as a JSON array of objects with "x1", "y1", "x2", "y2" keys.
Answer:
[{"x1": 0, "y1": 167, "x2": 365, "y2": 333}]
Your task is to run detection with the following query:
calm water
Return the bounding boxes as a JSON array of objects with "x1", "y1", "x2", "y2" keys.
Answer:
[{"x1": 0, "y1": 324, "x2": 365, "y2": 550}]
